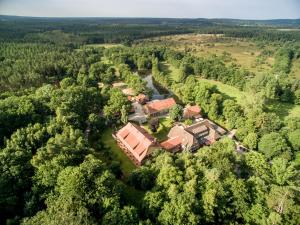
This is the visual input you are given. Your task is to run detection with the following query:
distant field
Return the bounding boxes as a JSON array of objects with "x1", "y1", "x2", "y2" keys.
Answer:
[
  {"x1": 140, "y1": 34, "x2": 275, "y2": 74},
  {"x1": 85, "y1": 43, "x2": 123, "y2": 48}
]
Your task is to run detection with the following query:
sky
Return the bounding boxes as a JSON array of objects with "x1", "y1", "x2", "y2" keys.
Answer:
[{"x1": 0, "y1": 0, "x2": 299, "y2": 19}]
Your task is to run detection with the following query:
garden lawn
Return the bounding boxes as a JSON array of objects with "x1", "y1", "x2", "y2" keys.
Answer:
[
  {"x1": 143, "y1": 117, "x2": 173, "y2": 141},
  {"x1": 101, "y1": 128, "x2": 136, "y2": 177}
]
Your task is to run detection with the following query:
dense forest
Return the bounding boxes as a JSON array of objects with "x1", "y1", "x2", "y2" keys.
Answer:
[{"x1": 0, "y1": 16, "x2": 300, "y2": 225}]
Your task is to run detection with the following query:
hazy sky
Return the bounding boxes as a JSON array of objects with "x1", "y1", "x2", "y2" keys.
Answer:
[{"x1": 0, "y1": 0, "x2": 299, "y2": 19}]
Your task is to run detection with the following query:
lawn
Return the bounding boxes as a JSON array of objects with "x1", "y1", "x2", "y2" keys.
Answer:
[
  {"x1": 142, "y1": 117, "x2": 173, "y2": 141},
  {"x1": 197, "y1": 78, "x2": 252, "y2": 106},
  {"x1": 266, "y1": 100, "x2": 300, "y2": 120},
  {"x1": 99, "y1": 129, "x2": 145, "y2": 207},
  {"x1": 101, "y1": 128, "x2": 136, "y2": 176}
]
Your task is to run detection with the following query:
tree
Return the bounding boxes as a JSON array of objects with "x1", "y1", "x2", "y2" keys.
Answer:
[
  {"x1": 169, "y1": 104, "x2": 183, "y2": 122},
  {"x1": 88, "y1": 113, "x2": 103, "y2": 134},
  {"x1": 294, "y1": 90, "x2": 300, "y2": 105},
  {"x1": 32, "y1": 127, "x2": 89, "y2": 192},
  {"x1": 0, "y1": 124, "x2": 49, "y2": 223},
  {"x1": 23, "y1": 155, "x2": 125, "y2": 225},
  {"x1": 120, "y1": 105, "x2": 128, "y2": 124},
  {"x1": 288, "y1": 129, "x2": 300, "y2": 151},
  {"x1": 243, "y1": 132, "x2": 258, "y2": 150},
  {"x1": 129, "y1": 167, "x2": 155, "y2": 190},
  {"x1": 258, "y1": 132, "x2": 291, "y2": 160},
  {"x1": 149, "y1": 118, "x2": 160, "y2": 133},
  {"x1": 103, "y1": 89, "x2": 129, "y2": 120},
  {"x1": 222, "y1": 99, "x2": 242, "y2": 129},
  {"x1": 102, "y1": 206, "x2": 139, "y2": 225}
]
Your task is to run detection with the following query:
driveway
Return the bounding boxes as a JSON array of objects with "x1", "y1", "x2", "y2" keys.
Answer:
[{"x1": 128, "y1": 102, "x2": 147, "y2": 124}]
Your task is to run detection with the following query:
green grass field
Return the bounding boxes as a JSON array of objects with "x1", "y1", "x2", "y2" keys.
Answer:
[
  {"x1": 142, "y1": 117, "x2": 173, "y2": 141},
  {"x1": 101, "y1": 128, "x2": 136, "y2": 176},
  {"x1": 100, "y1": 129, "x2": 145, "y2": 206},
  {"x1": 198, "y1": 78, "x2": 252, "y2": 105}
]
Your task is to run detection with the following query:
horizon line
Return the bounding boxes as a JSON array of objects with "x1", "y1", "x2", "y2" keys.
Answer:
[{"x1": 1, "y1": 14, "x2": 299, "y2": 21}]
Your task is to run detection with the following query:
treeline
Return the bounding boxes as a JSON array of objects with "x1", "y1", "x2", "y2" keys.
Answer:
[
  {"x1": 273, "y1": 43, "x2": 300, "y2": 75},
  {"x1": 0, "y1": 16, "x2": 194, "y2": 45},
  {"x1": 223, "y1": 28, "x2": 300, "y2": 42}
]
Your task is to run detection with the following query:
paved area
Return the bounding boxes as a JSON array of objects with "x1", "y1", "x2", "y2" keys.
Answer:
[{"x1": 128, "y1": 102, "x2": 147, "y2": 124}]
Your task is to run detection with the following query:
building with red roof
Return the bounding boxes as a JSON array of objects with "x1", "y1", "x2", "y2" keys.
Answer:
[
  {"x1": 160, "y1": 136, "x2": 183, "y2": 153},
  {"x1": 115, "y1": 123, "x2": 158, "y2": 166},
  {"x1": 183, "y1": 105, "x2": 202, "y2": 120},
  {"x1": 135, "y1": 93, "x2": 149, "y2": 104},
  {"x1": 161, "y1": 119, "x2": 227, "y2": 152},
  {"x1": 144, "y1": 98, "x2": 176, "y2": 117}
]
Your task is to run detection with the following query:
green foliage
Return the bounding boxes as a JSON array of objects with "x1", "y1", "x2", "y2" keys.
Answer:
[
  {"x1": 23, "y1": 155, "x2": 131, "y2": 225},
  {"x1": 0, "y1": 123, "x2": 50, "y2": 221},
  {"x1": 243, "y1": 132, "x2": 258, "y2": 150},
  {"x1": 258, "y1": 132, "x2": 291, "y2": 160},
  {"x1": 169, "y1": 104, "x2": 183, "y2": 122},
  {"x1": 103, "y1": 88, "x2": 130, "y2": 120},
  {"x1": 288, "y1": 129, "x2": 300, "y2": 151},
  {"x1": 274, "y1": 47, "x2": 294, "y2": 74}
]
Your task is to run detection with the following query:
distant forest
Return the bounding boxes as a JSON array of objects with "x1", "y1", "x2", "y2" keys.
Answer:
[{"x1": 1, "y1": 15, "x2": 300, "y2": 45}]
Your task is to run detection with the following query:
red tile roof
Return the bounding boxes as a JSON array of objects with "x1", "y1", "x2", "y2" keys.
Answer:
[
  {"x1": 116, "y1": 123, "x2": 157, "y2": 163},
  {"x1": 136, "y1": 94, "x2": 149, "y2": 103},
  {"x1": 184, "y1": 105, "x2": 201, "y2": 119},
  {"x1": 145, "y1": 98, "x2": 176, "y2": 114},
  {"x1": 160, "y1": 136, "x2": 182, "y2": 150}
]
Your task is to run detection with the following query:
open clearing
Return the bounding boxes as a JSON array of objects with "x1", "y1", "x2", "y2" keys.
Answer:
[
  {"x1": 142, "y1": 117, "x2": 173, "y2": 141},
  {"x1": 140, "y1": 34, "x2": 275, "y2": 74},
  {"x1": 86, "y1": 43, "x2": 123, "y2": 48}
]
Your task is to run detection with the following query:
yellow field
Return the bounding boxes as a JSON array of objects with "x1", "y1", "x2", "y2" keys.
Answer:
[
  {"x1": 85, "y1": 43, "x2": 123, "y2": 48},
  {"x1": 140, "y1": 34, "x2": 275, "y2": 74}
]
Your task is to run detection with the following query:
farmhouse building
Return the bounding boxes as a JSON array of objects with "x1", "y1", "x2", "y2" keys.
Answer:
[
  {"x1": 183, "y1": 105, "x2": 202, "y2": 119},
  {"x1": 161, "y1": 119, "x2": 226, "y2": 152},
  {"x1": 144, "y1": 98, "x2": 176, "y2": 117},
  {"x1": 115, "y1": 123, "x2": 157, "y2": 166},
  {"x1": 136, "y1": 93, "x2": 149, "y2": 104}
]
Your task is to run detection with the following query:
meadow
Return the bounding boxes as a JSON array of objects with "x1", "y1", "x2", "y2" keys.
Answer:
[{"x1": 141, "y1": 34, "x2": 275, "y2": 74}]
